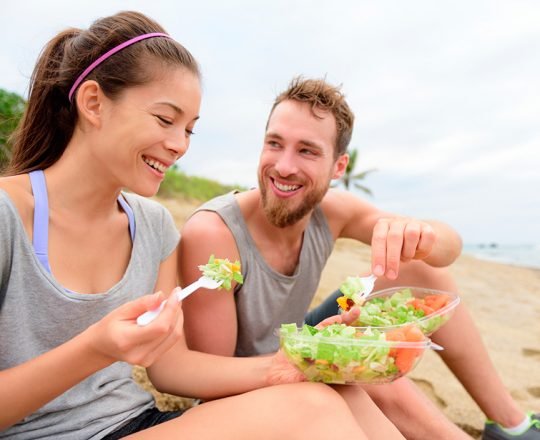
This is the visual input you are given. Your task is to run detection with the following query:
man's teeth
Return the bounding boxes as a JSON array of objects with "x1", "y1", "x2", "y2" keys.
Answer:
[
  {"x1": 143, "y1": 157, "x2": 167, "y2": 173},
  {"x1": 274, "y1": 181, "x2": 300, "y2": 192}
]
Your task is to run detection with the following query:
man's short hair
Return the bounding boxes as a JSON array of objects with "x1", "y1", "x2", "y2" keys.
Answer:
[{"x1": 268, "y1": 77, "x2": 354, "y2": 158}]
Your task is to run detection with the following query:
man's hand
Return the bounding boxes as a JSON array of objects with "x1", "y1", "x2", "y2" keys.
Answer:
[
  {"x1": 314, "y1": 306, "x2": 361, "y2": 329},
  {"x1": 371, "y1": 217, "x2": 436, "y2": 280}
]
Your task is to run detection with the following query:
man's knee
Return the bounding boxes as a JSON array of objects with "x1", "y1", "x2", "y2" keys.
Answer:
[{"x1": 362, "y1": 381, "x2": 408, "y2": 411}]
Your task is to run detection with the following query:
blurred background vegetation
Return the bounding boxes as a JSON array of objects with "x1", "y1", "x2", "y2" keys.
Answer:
[
  {"x1": 0, "y1": 89, "x2": 25, "y2": 173},
  {"x1": 158, "y1": 165, "x2": 244, "y2": 200},
  {"x1": 0, "y1": 87, "x2": 243, "y2": 201},
  {"x1": 1, "y1": 87, "x2": 373, "y2": 199}
]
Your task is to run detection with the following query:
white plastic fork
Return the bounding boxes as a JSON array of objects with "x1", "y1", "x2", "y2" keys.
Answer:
[
  {"x1": 429, "y1": 342, "x2": 444, "y2": 351},
  {"x1": 137, "y1": 276, "x2": 223, "y2": 326},
  {"x1": 357, "y1": 274, "x2": 377, "y2": 300}
]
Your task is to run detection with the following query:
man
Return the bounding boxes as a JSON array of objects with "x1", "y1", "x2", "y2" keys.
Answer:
[{"x1": 179, "y1": 78, "x2": 538, "y2": 440}]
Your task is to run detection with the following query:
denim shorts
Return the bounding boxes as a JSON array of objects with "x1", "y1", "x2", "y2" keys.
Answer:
[
  {"x1": 103, "y1": 407, "x2": 184, "y2": 439},
  {"x1": 304, "y1": 289, "x2": 341, "y2": 326}
]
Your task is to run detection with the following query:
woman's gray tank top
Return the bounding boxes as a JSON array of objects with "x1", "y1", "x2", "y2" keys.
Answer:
[{"x1": 195, "y1": 192, "x2": 334, "y2": 356}]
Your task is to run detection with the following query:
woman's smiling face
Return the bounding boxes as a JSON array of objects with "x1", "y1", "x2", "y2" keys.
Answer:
[{"x1": 93, "y1": 66, "x2": 201, "y2": 197}]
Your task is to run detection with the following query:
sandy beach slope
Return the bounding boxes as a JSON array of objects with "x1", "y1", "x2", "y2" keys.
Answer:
[
  {"x1": 136, "y1": 197, "x2": 540, "y2": 438},
  {"x1": 313, "y1": 237, "x2": 540, "y2": 437}
]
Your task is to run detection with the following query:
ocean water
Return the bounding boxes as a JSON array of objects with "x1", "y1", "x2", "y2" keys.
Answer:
[{"x1": 463, "y1": 243, "x2": 540, "y2": 270}]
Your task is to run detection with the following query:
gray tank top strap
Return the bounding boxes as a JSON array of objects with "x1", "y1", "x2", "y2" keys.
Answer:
[
  {"x1": 194, "y1": 192, "x2": 254, "y2": 288},
  {"x1": 195, "y1": 191, "x2": 335, "y2": 355}
]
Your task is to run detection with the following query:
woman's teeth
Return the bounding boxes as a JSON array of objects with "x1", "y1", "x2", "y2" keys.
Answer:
[
  {"x1": 274, "y1": 181, "x2": 300, "y2": 192},
  {"x1": 143, "y1": 157, "x2": 167, "y2": 173}
]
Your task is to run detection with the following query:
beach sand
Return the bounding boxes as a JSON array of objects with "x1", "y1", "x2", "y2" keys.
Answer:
[
  {"x1": 312, "y1": 238, "x2": 540, "y2": 438},
  {"x1": 135, "y1": 197, "x2": 540, "y2": 439}
]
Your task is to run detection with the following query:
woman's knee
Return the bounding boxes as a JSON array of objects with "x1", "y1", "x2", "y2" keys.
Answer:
[{"x1": 281, "y1": 382, "x2": 348, "y2": 415}]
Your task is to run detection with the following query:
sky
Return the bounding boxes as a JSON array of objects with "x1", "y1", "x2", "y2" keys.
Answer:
[{"x1": 1, "y1": 0, "x2": 539, "y2": 246}]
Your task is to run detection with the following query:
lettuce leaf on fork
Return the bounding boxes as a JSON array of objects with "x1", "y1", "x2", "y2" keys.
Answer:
[{"x1": 198, "y1": 254, "x2": 244, "y2": 290}]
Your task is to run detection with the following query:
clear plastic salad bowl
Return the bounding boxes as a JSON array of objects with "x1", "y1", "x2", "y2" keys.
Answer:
[
  {"x1": 278, "y1": 323, "x2": 442, "y2": 385},
  {"x1": 340, "y1": 286, "x2": 460, "y2": 336}
]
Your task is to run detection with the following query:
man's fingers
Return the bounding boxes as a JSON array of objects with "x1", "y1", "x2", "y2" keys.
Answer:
[
  {"x1": 401, "y1": 222, "x2": 421, "y2": 261},
  {"x1": 315, "y1": 307, "x2": 360, "y2": 330},
  {"x1": 385, "y1": 221, "x2": 405, "y2": 279},
  {"x1": 340, "y1": 306, "x2": 360, "y2": 325},
  {"x1": 415, "y1": 224, "x2": 436, "y2": 259},
  {"x1": 315, "y1": 315, "x2": 342, "y2": 329},
  {"x1": 371, "y1": 219, "x2": 389, "y2": 276}
]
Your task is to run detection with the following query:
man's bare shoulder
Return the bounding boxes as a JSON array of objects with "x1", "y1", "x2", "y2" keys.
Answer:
[
  {"x1": 180, "y1": 205, "x2": 240, "y2": 273},
  {"x1": 182, "y1": 209, "x2": 232, "y2": 240},
  {"x1": 320, "y1": 189, "x2": 383, "y2": 241},
  {"x1": 320, "y1": 188, "x2": 373, "y2": 219}
]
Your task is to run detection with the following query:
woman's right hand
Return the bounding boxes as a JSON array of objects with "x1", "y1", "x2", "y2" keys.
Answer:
[
  {"x1": 0, "y1": 289, "x2": 183, "y2": 431},
  {"x1": 86, "y1": 289, "x2": 184, "y2": 367}
]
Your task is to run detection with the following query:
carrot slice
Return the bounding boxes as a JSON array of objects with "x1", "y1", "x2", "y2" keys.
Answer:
[
  {"x1": 386, "y1": 329, "x2": 406, "y2": 356},
  {"x1": 411, "y1": 299, "x2": 435, "y2": 315},
  {"x1": 403, "y1": 325, "x2": 424, "y2": 342},
  {"x1": 385, "y1": 329, "x2": 406, "y2": 342},
  {"x1": 394, "y1": 348, "x2": 418, "y2": 373},
  {"x1": 423, "y1": 294, "x2": 450, "y2": 310},
  {"x1": 393, "y1": 325, "x2": 425, "y2": 371}
]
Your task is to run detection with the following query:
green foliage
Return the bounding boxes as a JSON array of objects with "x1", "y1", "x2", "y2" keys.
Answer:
[
  {"x1": 0, "y1": 88, "x2": 241, "y2": 201},
  {"x1": 0, "y1": 88, "x2": 26, "y2": 171},
  {"x1": 158, "y1": 166, "x2": 246, "y2": 201},
  {"x1": 334, "y1": 148, "x2": 376, "y2": 196}
]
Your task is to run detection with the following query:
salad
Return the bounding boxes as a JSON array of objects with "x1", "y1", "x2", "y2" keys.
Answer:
[
  {"x1": 338, "y1": 276, "x2": 371, "y2": 306},
  {"x1": 279, "y1": 323, "x2": 429, "y2": 384},
  {"x1": 198, "y1": 254, "x2": 244, "y2": 290},
  {"x1": 336, "y1": 283, "x2": 459, "y2": 335}
]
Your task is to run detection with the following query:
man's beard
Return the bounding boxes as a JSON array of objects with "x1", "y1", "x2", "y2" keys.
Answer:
[{"x1": 259, "y1": 175, "x2": 328, "y2": 228}]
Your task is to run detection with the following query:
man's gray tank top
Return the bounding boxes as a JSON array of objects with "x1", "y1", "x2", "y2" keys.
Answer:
[{"x1": 195, "y1": 192, "x2": 334, "y2": 356}]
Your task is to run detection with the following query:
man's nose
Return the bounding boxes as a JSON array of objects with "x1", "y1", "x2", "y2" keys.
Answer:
[{"x1": 274, "y1": 150, "x2": 298, "y2": 177}]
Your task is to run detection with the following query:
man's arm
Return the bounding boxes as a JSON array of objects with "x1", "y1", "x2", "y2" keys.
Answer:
[
  {"x1": 178, "y1": 210, "x2": 240, "y2": 356},
  {"x1": 322, "y1": 189, "x2": 462, "y2": 278},
  {"x1": 147, "y1": 244, "x2": 298, "y2": 400}
]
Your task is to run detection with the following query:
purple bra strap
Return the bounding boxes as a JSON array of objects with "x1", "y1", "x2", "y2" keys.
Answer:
[
  {"x1": 28, "y1": 170, "x2": 135, "y2": 277},
  {"x1": 28, "y1": 170, "x2": 52, "y2": 273},
  {"x1": 118, "y1": 194, "x2": 136, "y2": 242}
]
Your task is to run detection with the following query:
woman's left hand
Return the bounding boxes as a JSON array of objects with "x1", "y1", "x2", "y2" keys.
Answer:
[
  {"x1": 265, "y1": 307, "x2": 361, "y2": 385},
  {"x1": 265, "y1": 350, "x2": 306, "y2": 385}
]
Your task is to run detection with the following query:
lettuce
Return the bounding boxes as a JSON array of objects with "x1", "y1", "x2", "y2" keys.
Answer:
[
  {"x1": 198, "y1": 254, "x2": 244, "y2": 290},
  {"x1": 279, "y1": 323, "x2": 414, "y2": 384}
]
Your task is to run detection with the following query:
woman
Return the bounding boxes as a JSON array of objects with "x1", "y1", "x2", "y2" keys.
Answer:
[{"x1": 0, "y1": 11, "x2": 403, "y2": 439}]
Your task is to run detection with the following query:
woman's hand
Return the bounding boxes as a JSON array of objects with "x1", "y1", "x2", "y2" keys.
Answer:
[
  {"x1": 265, "y1": 350, "x2": 306, "y2": 386},
  {"x1": 265, "y1": 307, "x2": 361, "y2": 386},
  {"x1": 86, "y1": 289, "x2": 184, "y2": 367}
]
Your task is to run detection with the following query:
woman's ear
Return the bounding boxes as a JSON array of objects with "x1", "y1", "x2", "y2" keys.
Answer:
[
  {"x1": 74, "y1": 80, "x2": 104, "y2": 128},
  {"x1": 332, "y1": 153, "x2": 349, "y2": 179}
]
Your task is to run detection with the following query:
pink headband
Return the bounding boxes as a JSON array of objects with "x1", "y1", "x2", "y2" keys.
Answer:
[{"x1": 68, "y1": 32, "x2": 171, "y2": 102}]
